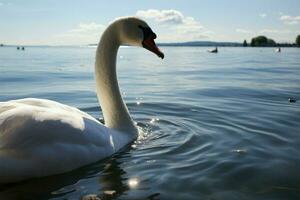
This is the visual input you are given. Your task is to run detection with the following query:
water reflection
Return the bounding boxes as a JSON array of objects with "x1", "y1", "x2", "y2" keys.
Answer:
[
  {"x1": 0, "y1": 147, "x2": 160, "y2": 200},
  {"x1": 0, "y1": 162, "x2": 95, "y2": 199},
  {"x1": 97, "y1": 151, "x2": 160, "y2": 200},
  {"x1": 99, "y1": 157, "x2": 128, "y2": 199}
]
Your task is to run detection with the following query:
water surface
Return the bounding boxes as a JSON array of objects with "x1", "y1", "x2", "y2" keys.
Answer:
[{"x1": 0, "y1": 46, "x2": 300, "y2": 200}]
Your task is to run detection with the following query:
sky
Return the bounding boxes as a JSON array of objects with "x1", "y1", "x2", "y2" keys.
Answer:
[{"x1": 0, "y1": 0, "x2": 300, "y2": 45}]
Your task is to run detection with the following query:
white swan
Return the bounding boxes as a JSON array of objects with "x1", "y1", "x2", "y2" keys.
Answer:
[{"x1": 0, "y1": 17, "x2": 164, "y2": 183}]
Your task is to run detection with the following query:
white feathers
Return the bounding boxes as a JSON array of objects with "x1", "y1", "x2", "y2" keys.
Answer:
[{"x1": 0, "y1": 98, "x2": 132, "y2": 183}]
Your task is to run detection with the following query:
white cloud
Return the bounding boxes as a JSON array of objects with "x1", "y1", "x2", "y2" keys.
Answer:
[
  {"x1": 136, "y1": 9, "x2": 210, "y2": 42},
  {"x1": 55, "y1": 22, "x2": 105, "y2": 45},
  {"x1": 259, "y1": 13, "x2": 267, "y2": 18},
  {"x1": 280, "y1": 15, "x2": 300, "y2": 25},
  {"x1": 236, "y1": 28, "x2": 252, "y2": 34},
  {"x1": 70, "y1": 22, "x2": 104, "y2": 33},
  {"x1": 256, "y1": 29, "x2": 299, "y2": 43},
  {"x1": 260, "y1": 29, "x2": 280, "y2": 33},
  {"x1": 136, "y1": 9, "x2": 185, "y2": 24},
  {"x1": 259, "y1": 29, "x2": 293, "y2": 34},
  {"x1": 55, "y1": 10, "x2": 210, "y2": 44},
  {"x1": 0, "y1": 2, "x2": 3, "y2": 6}
]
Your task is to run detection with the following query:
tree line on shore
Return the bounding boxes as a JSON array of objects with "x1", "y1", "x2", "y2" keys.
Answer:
[{"x1": 243, "y1": 35, "x2": 300, "y2": 47}]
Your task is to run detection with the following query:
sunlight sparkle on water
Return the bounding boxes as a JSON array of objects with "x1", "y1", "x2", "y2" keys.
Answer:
[
  {"x1": 150, "y1": 118, "x2": 160, "y2": 123},
  {"x1": 128, "y1": 177, "x2": 139, "y2": 188},
  {"x1": 136, "y1": 97, "x2": 143, "y2": 105}
]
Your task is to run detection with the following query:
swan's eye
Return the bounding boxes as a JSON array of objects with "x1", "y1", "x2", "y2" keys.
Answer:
[{"x1": 138, "y1": 25, "x2": 156, "y2": 39}]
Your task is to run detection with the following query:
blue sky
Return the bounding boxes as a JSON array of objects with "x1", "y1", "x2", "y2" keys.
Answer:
[{"x1": 0, "y1": 0, "x2": 300, "y2": 45}]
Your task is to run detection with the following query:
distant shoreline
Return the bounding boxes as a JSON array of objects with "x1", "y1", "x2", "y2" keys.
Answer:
[
  {"x1": 0, "y1": 41, "x2": 298, "y2": 48},
  {"x1": 158, "y1": 41, "x2": 243, "y2": 47}
]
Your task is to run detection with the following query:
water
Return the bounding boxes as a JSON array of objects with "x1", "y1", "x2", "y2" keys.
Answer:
[{"x1": 0, "y1": 46, "x2": 300, "y2": 200}]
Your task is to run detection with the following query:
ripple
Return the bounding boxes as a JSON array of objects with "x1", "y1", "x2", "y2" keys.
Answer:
[{"x1": 1, "y1": 47, "x2": 300, "y2": 200}]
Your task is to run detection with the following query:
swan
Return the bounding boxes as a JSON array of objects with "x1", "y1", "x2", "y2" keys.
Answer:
[{"x1": 0, "y1": 17, "x2": 164, "y2": 183}]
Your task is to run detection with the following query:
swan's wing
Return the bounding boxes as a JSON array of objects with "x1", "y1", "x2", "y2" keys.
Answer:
[
  {"x1": 0, "y1": 98, "x2": 106, "y2": 146},
  {"x1": 0, "y1": 98, "x2": 119, "y2": 183}
]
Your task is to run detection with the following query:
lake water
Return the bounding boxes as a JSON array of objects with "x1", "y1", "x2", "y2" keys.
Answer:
[{"x1": 0, "y1": 46, "x2": 300, "y2": 200}]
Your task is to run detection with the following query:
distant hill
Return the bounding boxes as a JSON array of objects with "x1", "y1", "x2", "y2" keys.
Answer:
[
  {"x1": 157, "y1": 41, "x2": 243, "y2": 47},
  {"x1": 88, "y1": 41, "x2": 243, "y2": 47}
]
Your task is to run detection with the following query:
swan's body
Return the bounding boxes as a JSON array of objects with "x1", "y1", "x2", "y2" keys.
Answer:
[
  {"x1": 276, "y1": 47, "x2": 281, "y2": 53},
  {"x1": 0, "y1": 98, "x2": 132, "y2": 183},
  {"x1": 0, "y1": 17, "x2": 163, "y2": 183}
]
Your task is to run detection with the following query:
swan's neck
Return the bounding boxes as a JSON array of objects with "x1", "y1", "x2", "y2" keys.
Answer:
[{"x1": 95, "y1": 24, "x2": 137, "y2": 135}]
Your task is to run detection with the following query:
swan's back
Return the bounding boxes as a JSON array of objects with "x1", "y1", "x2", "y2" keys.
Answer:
[{"x1": 0, "y1": 98, "x2": 129, "y2": 183}]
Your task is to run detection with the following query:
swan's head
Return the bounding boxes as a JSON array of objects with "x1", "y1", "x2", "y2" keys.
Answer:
[{"x1": 118, "y1": 17, "x2": 164, "y2": 59}]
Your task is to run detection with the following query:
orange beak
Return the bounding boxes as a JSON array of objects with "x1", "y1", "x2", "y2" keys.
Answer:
[{"x1": 142, "y1": 37, "x2": 164, "y2": 59}]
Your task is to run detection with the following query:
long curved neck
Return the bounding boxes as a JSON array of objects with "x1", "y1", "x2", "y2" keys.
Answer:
[{"x1": 95, "y1": 24, "x2": 137, "y2": 134}]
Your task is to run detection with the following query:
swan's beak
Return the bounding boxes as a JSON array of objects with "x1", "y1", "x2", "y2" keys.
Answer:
[{"x1": 142, "y1": 37, "x2": 164, "y2": 59}]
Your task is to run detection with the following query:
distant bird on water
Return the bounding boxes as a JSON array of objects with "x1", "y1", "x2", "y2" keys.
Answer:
[{"x1": 208, "y1": 47, "x2": 218, "y2": 53}]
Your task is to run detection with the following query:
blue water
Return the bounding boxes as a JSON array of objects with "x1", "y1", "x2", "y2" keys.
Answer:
[{"x1": 0, "y1": 46, "x2": 300, "y2": 200}]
